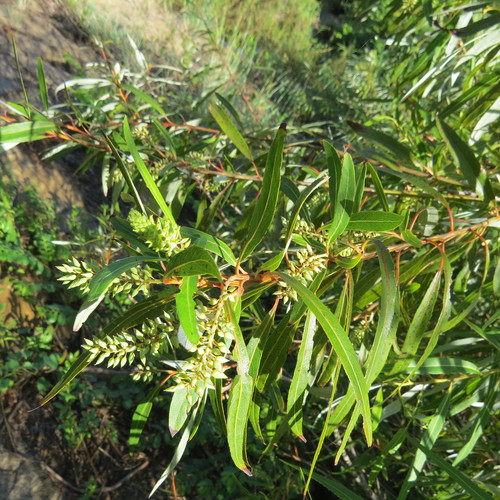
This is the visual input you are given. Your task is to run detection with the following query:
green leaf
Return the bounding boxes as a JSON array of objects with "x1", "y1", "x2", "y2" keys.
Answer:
[
  {"x1": 215, "y1": 92, "x2": 244, "y2": 128},
  {"x1": 436, "y1": 117, "x2": 494, "y2": 201},
  {"x1": 176, "y1": 276, "x2": 199, "y2": 344},
  {"x1": 259, "y1": 175, "x2": 328, "y2": 272},
  {"x1": 36, "y1": 57, "x2": 49, "y2": 112},
  {"x1": 404, "y1": 357, "x2": 481, "y2": 375},
  {"x1": 287, "y1": 311, "x2": 316, "y2": 439},
  {"x1": 368, "y1": 428, "x2": 408, "y2": 487},
  {"x1": 209, "y1": 103, "x2": 253, "y2": 161},
  {"x1": 256, "y1": 314, "x2": 296, "y2": 393},
  {"x1": 239, "y1": 124, "x2": 286, "y2": 262},
  {"x1": 89, "y1": 256, "x2": 166, "y2": 302},
  {"x1": 323, "y1": 140, "x2": 341, "y2": 212},
  {"x1": 354, "y1": 163, "x2": 367, "y2": 213},
  {"x1": 0, "y1": 119, "x2": 55, "y2": 151},
  {"x1": 121, "y1": 83, "x2": 167, "y2": 117},
  {"x1": 180, "y1": 227, "x2": 236, "y2": 266},
  {"x1": 401, "y1": 229, "x2": 423, "y2": 248},
  {"x1": 165, "y1": 246, "x2": 222, "y2": 281},
  {"x1": 283, "y1": 461, "x2": 364, "y2": 500},
  {"x1": 123, "y1": 116, "x2": 176, "y2": 223},
  {"x1": 367, "y1": 163, "x2": 390, "y2": 212},
  {"x1": 208, "y1": 378, "x2": 226, "y2": 436},
  {"x1": 452, "y1": 374, "x2": 498, "y2": 466},
  {"x1": 226, "y1": 374, "x2": 254, "y2": 474},
  {"x1": 247, "y1": 311, "x2": 275, "y2": 378},
  {"x1": 276, "y1": 272, "x2": 372, "y2": 446},
  {"x1": 346, "y1": 211, "x2": 403, "y2": 231},
  {"x1": 348, "y1": 121, "x2": 413, "y2": 162},
  {"x1": 406, "y1": 437, "x2": 494, "y2": 500},
  {"x1": 398, "y1": 387, "x2": 452, "y2": 500},
  {"x1": 36, "y1": 289, "x2": 176, "y2": 408},
  {"x1": 404, "y1": 256, "x2": 452, "y2": 379},
  {"x1": 328, "y1": 241, "x2": 398, "y2": 442},
  {"x1": 129, "y1": 384, "x2": 162, "y2": 450},
  {"x1": 453, "y1": 13, "x2": 500, "y2": 38},
  {"x1": 169, "y1": 387, "x2": 198, "y2": 437},
  {"x1": 328, "y1": 153, "x2": 356, "y2": 244},
  {"x1": 224, "y1": 299, "x2": 250, "y2": 375},
  {"x1": 105, "y1": 134, "x2": 146, "y2": 214},
  {"x1": 401, "y1": 270, "x2": 442, "y2": 355},
  {"x1": 150, "y1": 400, "x2": 200, "y2": 497},
  {"x1": 74, "y1": 256, "x2": 167, "y2": 331},
  {"x1": 151, "y1": 116, "x2": 177, "y2": 157}
]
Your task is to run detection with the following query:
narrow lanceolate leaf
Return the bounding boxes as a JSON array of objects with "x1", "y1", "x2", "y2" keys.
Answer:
[
  {"x1": 105, "y1": 135, "x2": 146, "y2": 214},
  {"x1": 74, "y1": 256, "x2": 167, "y2": 331},
  {"x1": 169, "y1": 387, "x2": 197, "y2": 437},
  {"x1": 346, "y1": 211, "x2": 403, "y2": 232},
  {"x1": 37, "y1": 57, "x2": 49, "y2": 112},
  {"x1": 149, "y1": 402, "x2": 199, "y2": 497},
  {"x1": 180, "y1": 227, "x2": 236, "y2": 266},
  {"x1": 407, "y1": 437, "x2": 494, "y2": 500},
  {"x1": 226, "y1": 374, "x2": 254, "y2": 475},
  {"x1": 283, "y1": 461, "x2": 365, "y2": 500},
  {"x1": 165, "y1": 246, "x2": 222, "y2": 281},
  {"x1": 129, "y1": 384, "x2": 162, "y2": 450},
  {"x1": 256, "y1": 314, "x2": 296, "y2": 393},
  {"x1": 328, "y1": 154, "x2": 356, "y2": 244},
  {"x1": 328, "y1": 241, "x2": 398, "y2": 442},
  {"x1": 0, "y1": 119, "x2": 55, "y2": 152},
  {"x1": 276, "y1": 272, "x2": 372, "y2": 446},
  {"x1": 88, "y1": 256, "x2": 166, "y2": 302},
  {"x1": 209, "y1": 103, "x2": 253, "y2": 161},
  {"x1": 436, "y1": 117, "x2": 494, "y2": 202},
  {"x1": 401, "y1": 270, "x2": 442, "y2": 355},
  {"x1": 347, "y1": 120, "x2": 413, "y2": 162},
  {"x1": 247, "y1": 311, "x2": 275, "y2": 378},
  {"x1": 176, "y1": 276, "x2": 199, "y2": 344},
  {"x1": 398, "y1": 387, "x2": 452, "y2": 500},
  {"x1": 36, "y1": 289, "x2": 176, "y2": 408},
  {"x1": 209, "y1": 378, "x2": 227, "y2": 436},
  {"x1": 121, "y1": 83, "x2": 167, "y2": 118},
  {"x1": 353, "y1": 163, "x2": 367, "y2": 213},
  {"x1": 123, "y1": 116, "x2": 176, "y2": 224},
  {"x1": 323, "y1": 140, "x2": 342, "y2": 212},
  {"x1": 259, "y1": 175, "x2": 328, "y2": 272},
  {"x1": 404, "y1": 357, "x2": 481, "y2": 375},
  {"x1": 239, "y1": 124, "x2": 286, "y2": 263},
  {"x1": 401, "y1": 229, "x2": 423, "y2": 248},
  {"x1": 452, "y1": 374, "x2": 498, "y2": 466},
  {"x1": 224, "y1": 299, "x2": 250, "y2": 376},
  {"x1": 287, "y1": 311, "x2": 316, "y2": 439},
  {"x1": 367, "y1": 164, "x2": 390, "y2": 212}
]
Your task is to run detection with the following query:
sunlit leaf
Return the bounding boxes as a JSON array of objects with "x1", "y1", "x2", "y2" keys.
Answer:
[
  {"x1": 129, "y1": 384, "x2": 162, "y2": 450},
  {"x1": 226, "y1": 374, "x2": 254, "y2": 474},
  {"x1": 436, "y1": 117, "x2": 494, "y2": 201},
  {"x1": 328, "y1": 153, "x2": 355, "y2": 244},
  {"x1": 239, "y1": 124, "x2": 286, "y2": 262},
  {"x1": 276, "y1": 272, "x2": 372, "y2": 445},
  {"x1": 165, "y1": 246, "x2": 222, "y2": 281},
  {"x1": 123, "y1": 116, "x2": 177, "y2": 223},
  {"x1": 209, "y1": 103, "x2": 253, "y2": 160},
  {"x1": 346, "y1": 211, "x2": 403, "y2": 231},
  {"x1": 176, "y1": 276, "x2": 199, "y2": 344}
]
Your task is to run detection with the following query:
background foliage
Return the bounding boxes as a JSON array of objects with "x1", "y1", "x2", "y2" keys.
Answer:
[{"x1": 1, "y1": 0, "x2": 499, "y2": 498}]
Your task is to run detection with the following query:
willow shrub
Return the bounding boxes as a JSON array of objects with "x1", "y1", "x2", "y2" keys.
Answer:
[{"x1": 1, "y1": 3, "x2": 499, "y2": 497}]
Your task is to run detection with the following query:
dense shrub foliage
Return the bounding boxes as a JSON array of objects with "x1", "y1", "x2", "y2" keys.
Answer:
[{"x1": 1, "y1": 0, "x2": 498, "y2": 498}]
